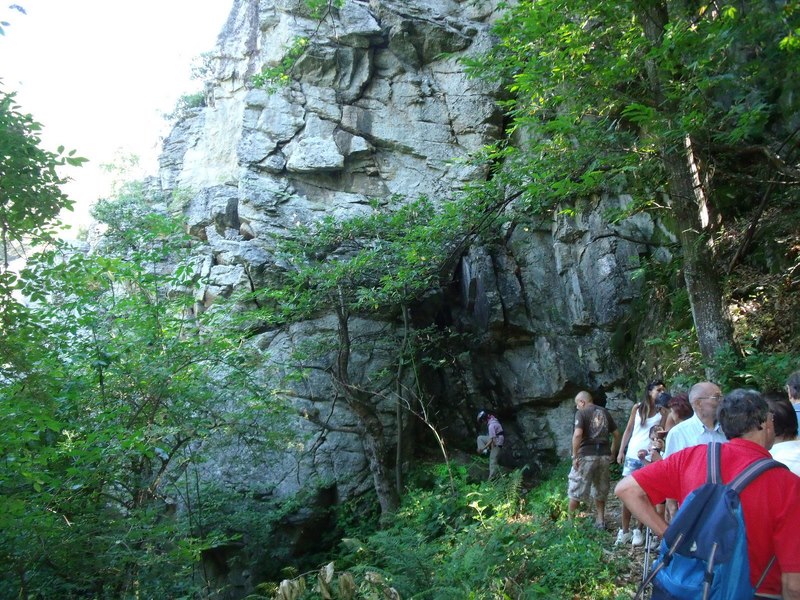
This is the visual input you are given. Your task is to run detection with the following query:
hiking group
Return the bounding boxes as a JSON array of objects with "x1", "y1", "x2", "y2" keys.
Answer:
[{"x1": 567, "y1": 373, "x2": 800, "y2": 599}]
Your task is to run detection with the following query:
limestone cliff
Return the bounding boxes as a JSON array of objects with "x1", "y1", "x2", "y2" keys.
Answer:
[{"x1": 156, "y1": 0, "x2": 667, "y2": 529}]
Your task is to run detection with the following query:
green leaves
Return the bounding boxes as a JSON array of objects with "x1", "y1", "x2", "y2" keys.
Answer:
[
  {"x1": 252, "y1": 36, "x2": 310, "y2": 93},
  {"x1": 248, "y1": 197, "x2": 470, "y2": 330},
  {"x1": 0, "y1": 87, "x2": 85, "y2": 256},
  {"x1": 621, "y1": 102, "x2": 657, "y2": 125},
  {"x1": 1, "y1": 187, "x2": 290, "y2": 597},
  {"x1": 327, "y1": 463, "x2": 629, "y2": 598},
  {"x1": 466, "y1": 0, "x2": 800, "y2": 216}
]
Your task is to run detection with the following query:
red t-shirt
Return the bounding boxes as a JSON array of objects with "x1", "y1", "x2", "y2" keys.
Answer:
[{"x1": 632, "y1": 438, "x2": 800, "y2": 596}]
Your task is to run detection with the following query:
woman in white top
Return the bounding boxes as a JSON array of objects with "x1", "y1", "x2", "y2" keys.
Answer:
[
  {"x1": 766, "y1": 392, "x2": 800, "y2": 476},
  {"x1": 615, "y1": 379, "x2": 667, "y2": 546}
]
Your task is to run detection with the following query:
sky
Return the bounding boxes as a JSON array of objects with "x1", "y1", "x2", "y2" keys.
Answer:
[{"x1": 0, "y1": 0, "x2": 233, "y2": 230}]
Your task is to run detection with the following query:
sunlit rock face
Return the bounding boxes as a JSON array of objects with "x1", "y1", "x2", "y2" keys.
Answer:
[{"x1": 158, "y1": 0, "x2": 666, "y2": 514}]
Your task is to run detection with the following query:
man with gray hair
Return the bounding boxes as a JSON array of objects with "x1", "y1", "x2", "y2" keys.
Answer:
[
  {"x1": 663, "y1": 381, "x2": 727, "y2": 457},
  {"x1": 660, "y1": 381, "x2": 728, "y2": 521},
  {"x1": 615, "y1": 389, "x2": 800, "y2": 598}
]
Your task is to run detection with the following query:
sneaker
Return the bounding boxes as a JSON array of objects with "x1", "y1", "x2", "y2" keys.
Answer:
[
  {"x1": 615, "y1": 529, "x2": 632, "y2": 545},
  {"x1": 631, "y1": 528, "x2": 644, "y2": 546}
]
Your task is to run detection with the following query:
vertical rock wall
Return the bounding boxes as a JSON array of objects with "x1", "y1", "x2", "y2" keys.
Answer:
[{"x1": 156, "y1": 0, "x2": 669, "y2": 511}]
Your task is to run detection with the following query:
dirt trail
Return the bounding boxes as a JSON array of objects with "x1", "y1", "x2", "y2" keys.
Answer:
[{"x1": 604, "y1": 476, "x2": 656, "y2": 593}]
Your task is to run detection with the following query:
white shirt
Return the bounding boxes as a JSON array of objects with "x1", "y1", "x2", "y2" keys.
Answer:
[
  {"x1": 663, "y1": 413, "x2": 727, "y2": 458},
  {"x1": 770, "y1": 440, "x2": 800, "y2": 477},
  {"x1": 793, "y1": 402, "x2": 800, "y2": 421}
]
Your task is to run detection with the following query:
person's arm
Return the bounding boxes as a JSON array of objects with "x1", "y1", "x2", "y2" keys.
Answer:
[
  {"x1": 664, "y1": 411, "x2": 676, "y2": 432},
  {"x1": 610, "y1": 429, "x2": 621, "y2": 459},
  {"x1": 616, "y1": 405, "x2": 638, "y2": 464},
  {"x1": 614, "y1": 475, "x2": 668, "y2": 537},
  {"x1": 782, "y1": 573, "x2": 800, "y2": 600},
  {"x1": 572, "y1": 426, "x2": 583, "y2": 469}
]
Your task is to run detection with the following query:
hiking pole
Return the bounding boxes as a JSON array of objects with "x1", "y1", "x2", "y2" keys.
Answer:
[{"x1": 642, "y1": 526, "x2": 652, "y2": 582}]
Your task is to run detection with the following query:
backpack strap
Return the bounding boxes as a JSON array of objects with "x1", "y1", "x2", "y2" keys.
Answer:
[
  {"x1": 728, "y1": 457, "x2": 787, "y2": 493},
  {"x1": 705, "y1": 442, "x2": 786, "y2": 490},
  {"x1": 706, "y1": 441, "x2": 723, "y2": 484},
  {"x1": 754, "y1": 555, "x2": 777, "y2": 592},
  {"x1": 725, "y1": 453, "x2": 787, "y2": 592}
]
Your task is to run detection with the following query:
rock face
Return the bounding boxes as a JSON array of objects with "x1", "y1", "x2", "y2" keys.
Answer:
[
  {"x1": 455, "y1": 197, "x2": 672, "y2": 456},
  {"x1": 155, "y1": 0, "x2": 666, "y2": 576}
]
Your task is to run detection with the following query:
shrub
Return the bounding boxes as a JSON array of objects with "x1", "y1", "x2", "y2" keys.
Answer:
[{"x1": 313, "y1": 462, "x2": 632, "y2": 599}]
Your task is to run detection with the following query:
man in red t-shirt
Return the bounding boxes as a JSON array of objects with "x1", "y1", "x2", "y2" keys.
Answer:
[{"x1": 615, "y1": 389, "x2": 800, "y2": 599}]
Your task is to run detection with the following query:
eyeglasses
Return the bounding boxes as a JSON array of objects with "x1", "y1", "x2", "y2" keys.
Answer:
[{"x1": 696, "y1": 395, "x2": 723, "y2": 402}]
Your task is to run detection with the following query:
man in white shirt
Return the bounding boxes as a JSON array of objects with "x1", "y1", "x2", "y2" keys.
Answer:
[
  {"x1": 661, "y1": 381, "x2": 727, "y2": 520},
  {"x1": 663, "y1": 381, "x2": 727, "y2": 458},
  {"x1": 787, "y1": 370, "x2": 800, "y2": 422}
]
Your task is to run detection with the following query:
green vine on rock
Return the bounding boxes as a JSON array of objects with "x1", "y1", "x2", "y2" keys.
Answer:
[
  {"x1": 252, "y1": 37, "x2": 310, "y2": 93},
  {"x1": 250, "y1": 0, "x2": 345, "y2": 93}
]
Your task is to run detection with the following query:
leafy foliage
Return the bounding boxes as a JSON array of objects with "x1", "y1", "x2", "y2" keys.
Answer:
[
  {"x1": 252, "y1": 37, "x2": 310, "y2": 93},
  {"x1": 0, "y1": 189, "x2": 289, "y2": 597},
  {"x1": 247, "y1": 197, "x2": 471, "y2": 326},
  {"x1": 255, "y1": 463, "x2": 631, "y2": 599},
  {"x1": 0, "y1": 87, "x2": 85, "y2": 245},
  {"x1": 0, "y1": 85, "x2": 86, "y2": 333},
  {"x1": 468, "y1": 0, "x2": 799, "y2": 213},
  {"x1": 163, "y1": 91, "x2": 207, "y2": 122},
  {"x1": 465, "y1": 0, "x2": 800, "y2": 369},
  {"x1": 712, "y1": 345, "x2": 800, "y2": 394}
]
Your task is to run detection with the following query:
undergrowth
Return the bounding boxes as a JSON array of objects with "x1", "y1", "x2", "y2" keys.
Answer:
[{"x1": 253, "y1": 461, "x2": 634, "y2": 599}]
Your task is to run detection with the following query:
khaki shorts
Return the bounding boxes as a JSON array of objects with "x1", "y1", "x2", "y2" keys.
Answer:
[{"x1": 568, "y1": 455, "x2": 612, "y2": 502}]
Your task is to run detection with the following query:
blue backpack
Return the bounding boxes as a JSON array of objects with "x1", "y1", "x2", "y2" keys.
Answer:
[{"x1": 638, "y1": 442, "x2": 786, "y2": 600}]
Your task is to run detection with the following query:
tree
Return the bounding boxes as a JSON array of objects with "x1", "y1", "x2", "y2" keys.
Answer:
[
  {"x1": 0, "y1": 188, "x2": 288, "y2": 597},
  {"x1": 0, "y1": 85, "x2": 87, "y2": 390},
  {"x1": 243, "y1": 196, "x2": 500, "y2": 518},
  {"x1": 466, "y1": 0, "x2": 800, "y2": 371},
  {"x1": 0, "y1": 87, "x2": 85, "y2": 272}
]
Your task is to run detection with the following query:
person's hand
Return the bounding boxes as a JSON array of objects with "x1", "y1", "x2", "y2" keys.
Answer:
[
  {"x1": 572, "y1": 456, "x2": 580, "y2": 469},
  {"x1": 637, "y1": 449, "x2": 647, "y2": 461},
  {"x1": 616, "y1": 451, "x2": 625, "y2": 465},
  {"x1": 652, "y1": 438, "x2": 664, "y2": 452}
]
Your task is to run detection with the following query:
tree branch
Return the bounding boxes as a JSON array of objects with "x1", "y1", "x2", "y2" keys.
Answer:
[
  {"x1": 299, "y1": 406, "x2": 359, "y2": 434},
  {"x1": 713, "y1": 144, "x2": 800, "y2": 181},
  {"x1": 726, "y1": 181, "x2": 774, "y2": 275}
]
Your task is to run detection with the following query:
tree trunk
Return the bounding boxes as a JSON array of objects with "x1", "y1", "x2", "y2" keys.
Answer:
[
  {"x1": 334, "y1": 296, "x2": 399, "y2": 518},
  {"x1": 351, "y1": 404, "x2": 400, "y2": 518},
  {"x1": 635, "y1": 1, "x2": 736, "y2": 371},
  {"x1": 663, "y1": 148, "x2": 736, "y2": 367}
]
